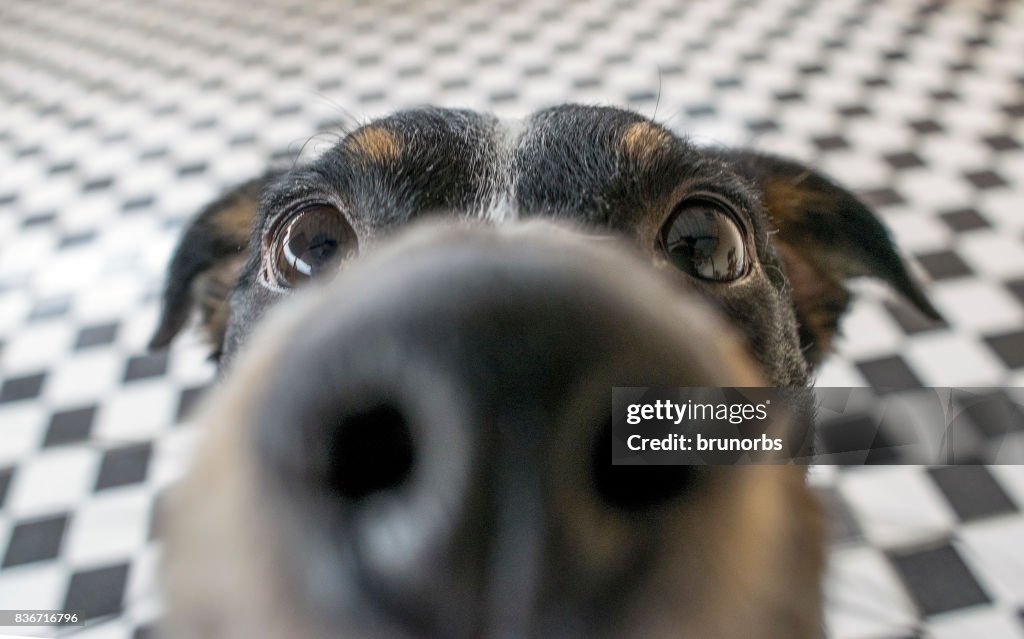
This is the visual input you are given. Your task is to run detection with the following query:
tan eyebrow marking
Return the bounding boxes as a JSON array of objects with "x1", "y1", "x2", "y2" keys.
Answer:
[
  {"x1": 346, "y1": 125, "x2": 402, "y2": 163},
  {"x1": 620, "y1": 121, "x2": 672, "y2": 163}
]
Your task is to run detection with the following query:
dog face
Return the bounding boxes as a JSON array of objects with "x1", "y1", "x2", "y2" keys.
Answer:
[{"x1": 152, "y1": 105, "x2": 938, "y2": 638}]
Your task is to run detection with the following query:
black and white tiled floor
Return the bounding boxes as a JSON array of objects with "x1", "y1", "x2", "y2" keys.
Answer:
[{"x1": 1, "y1": 0, "x2": 1023, "y2": 637}]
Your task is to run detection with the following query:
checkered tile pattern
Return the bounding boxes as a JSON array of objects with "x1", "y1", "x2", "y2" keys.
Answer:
[{"x1": 0, "y1": 0, "x2": 1022, "y2": 636}]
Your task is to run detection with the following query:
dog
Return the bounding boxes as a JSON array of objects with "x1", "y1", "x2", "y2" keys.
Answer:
[{"x1": 150, "y1": 105, "x2": 939, "y2": 639}]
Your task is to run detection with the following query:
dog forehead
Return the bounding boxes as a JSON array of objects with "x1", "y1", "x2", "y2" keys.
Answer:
[{"x1": 320, "y1": 104, "x2": 700, "y2": 225}]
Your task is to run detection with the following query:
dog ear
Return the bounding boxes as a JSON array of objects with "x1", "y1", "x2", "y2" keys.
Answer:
[
  {"x1": 710, "y1": 149, "x2": 942, "y2": 366},
  {"x1": 149, "y1": 175, "x2": 270, "y2": 359}
]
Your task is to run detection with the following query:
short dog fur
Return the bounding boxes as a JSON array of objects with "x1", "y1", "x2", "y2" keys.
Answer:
[{"x1": 152, "y1": 105, "x2": 939, "y2": 639}]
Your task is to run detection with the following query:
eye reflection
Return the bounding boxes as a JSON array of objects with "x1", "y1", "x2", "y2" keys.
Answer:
[
  {"x1": 270, "y1": 205, "x2": 358, "y2": 288},
  {"x1": 659, "y1": 201, "x2": 747, "y2": 281}
]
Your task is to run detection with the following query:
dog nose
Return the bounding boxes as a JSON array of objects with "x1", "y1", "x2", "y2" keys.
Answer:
[{"x1": 242, "y1": 224, "x2": 763, "y2": 638}]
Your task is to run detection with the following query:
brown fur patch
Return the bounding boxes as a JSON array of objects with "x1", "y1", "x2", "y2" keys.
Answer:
[
  {"x1": 761, "y1": 175, "x2": 822, "y2": 226},
  {"x1": 775, "y1": 243, "x2": 850, "y2": 364},
  {"x1": 346, "y1": 125, "x2": 402, "y2": 164},
  {"x1": 620, "y1": 121, "x2": 672, "y2": 164},
  {"x1": 195, "y1": 255, "x2": 247, "y2": 354},
  {"x1": 214, "y1": 195, "x2": 260, "y2": 246}
]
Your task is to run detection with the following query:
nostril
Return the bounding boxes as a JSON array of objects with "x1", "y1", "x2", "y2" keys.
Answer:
[
  {"x1": 592, "y1": 420, "x2": 700, "y2": 512},
  {"x1": 327, "y1": 403, "x2": 416, "y2": 501}
]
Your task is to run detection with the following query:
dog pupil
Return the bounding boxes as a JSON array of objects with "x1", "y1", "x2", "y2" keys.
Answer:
[{"x1": 306, "y1": 235, "x2": 338, "y2": 262}]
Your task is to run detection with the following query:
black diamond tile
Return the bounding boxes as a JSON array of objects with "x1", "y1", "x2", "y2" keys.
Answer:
[
  {"x1": 598, "y1": 52, "x2": 630, "y2": 65},
  {"x1": 177, "y1": 162, "x2": 208, "y2": 177},
  {"x1": 964, "y1": 169, "x2": 1009, "y2": 190},
  {"x1": 74, "y1": 322, "x2": 119, "y2": 349},
  {"x1": 139, "y1": 147, "x2": 167, "y2": 160},
  {"x1": 817, "y1": 413, "x2": 903, "y2": 464},
  {"x1": 1003, "y1": 102, "x2": 1024, "y2": 118},
  {"x1": 931, "y1": 89, "x2": 959, "y2": 102},
  {"x1": 965, "y1": 390, "x2": 1024, "y2": 438},
  {"x1": 774, "y1": 90, "x2": 804, "y2": 102},
  {"x1": 82, "y1": 176, "x2": 114, "y2": 192},
  {"x1": 315, "y1": 77, "x2": 342, "y2": 91},
  {"x1": 909, "y1": 118, "x2": 944, "y2": 135},
  {"x1": 626, "y1": 90, "x2": 657, "y2": 103},
  {"x1": 2, "y1": 513, "x2": 69, "y2": 567},
  {"x1": 357, "y1": 90, "x2": 386, "y2": 104},
  {"x1": 686, "y1": 104, "x2": 716, "y2": 118},
  {"x1": 0, "y1": 372, "x2": 46, "y2": 403},
  {"x1": 272, "y1": 103, "x2": 301, "y2": 117},
  {"x1": 58, "y1": 231, "x2": 96, "y2": 249},
  {"x1": 916, "y1": 250, "x2": 973, "y2": 280},
  {"x1": 48, "y1": 160, "x2": 76, "y2": 175},
  {"x1": 28, "y1": 296, "x2": 71, "y2": 320},
  {"x1": 889, "y1": 543, "x2": 990, "y2": 616},
  {"x1": 813, "y1": 135, "x2": 850, "y2": 151},
  {"x1": 983, "y1": 134, "x2": 1021, "y2": 152},
  {"x1": 229, "y1": 133, "x2": 257, "y2": 147},
  {"x1": 102, "y1": 132, "x2": 129, "y2": 145},
  {"x1": 43, "y1": 405, "x2": 97, "y2": 447},
  {"x1": 15, "y1": 145, "x2": 41, "y2": 158},
  {"x1": 123, "y1": 351, "x2": 169, "y2": 382},
  {"x1": 0, "y1": 467, "x2": 12, "y2": 509},
  {"x1": 134, "y1": 624, "x2": 157, "y2": 639},
  {"x1": 1006, "y1": 278, "x2": 1024, "y2": 306},
  {"x1": 858, "y1": 187, "x2": 905, "y2": 208},
  {"x1": 949, "y1": 61, "x2": 975, "y2": 74},
  {"x1": 175, "y1": 385, "x2": 207, "y2": 422},
  {"x1": 95, "y1": 443, "x2": 152, "y2": 491},
  {"x1": 122, "y1": 196, "x2": 154, "y2": 212},
  {"x1": 21, "y1": 211, "x2": 56, "y2": 228},
  {"x1": 64, "y1": 563, "x2": 130, "y2": 621},
  {"x1": 838, "y1": 104, "x2": 871, "y2": 118},
  {"x1": 747, "y1": 118, "x2": 779, "y2": 133},
  {"x1": 432, "y1": 42, "x2": 458, "y2": 55},
  {"x1": 436, "y1": 78, "x2": 467, "y2": 90},
  {"x1": 985, "y1": 330, "x2": 1024, "y2": 369},
  {"x1": 856, "y1": 355, "x2": 923, "y2": 391},
  {"x1": 939, "y1": 207, "x2": 990, "y2": 233},
  {"x1": 884, "y1": 151, "x2": 925, "y2": 170},
  {"x1": 927, "y1": 466, "x2": 1017, "y2": 521},
  {"x1": 884, "y1": 300, "x2": 946, "y2": 335},
  {"x1": 316, "y1": 118, "x2": 347, "y2": 132},
  {"x1": 270, "y1": 148, "x2": 299, "y2": 163}
]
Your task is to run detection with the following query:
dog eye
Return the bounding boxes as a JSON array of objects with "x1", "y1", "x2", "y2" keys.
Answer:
[
  {"x1": 270, "y1": 205, "x2": 357, "y2": 287},
  {"x1": 658, "y1": 199, "x2": 747, "y2": 281}
]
